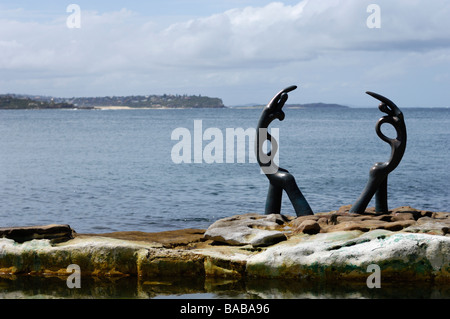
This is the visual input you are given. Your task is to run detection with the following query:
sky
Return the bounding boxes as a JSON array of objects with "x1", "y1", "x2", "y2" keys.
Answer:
[{"x1": 0, "y1": 0, "x2": 449, "y2": 107}]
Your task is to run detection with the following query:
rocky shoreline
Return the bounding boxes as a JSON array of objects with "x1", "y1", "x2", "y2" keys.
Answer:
[{"x1": 0, "y1": 206, "x2": 449, "y2": 288}]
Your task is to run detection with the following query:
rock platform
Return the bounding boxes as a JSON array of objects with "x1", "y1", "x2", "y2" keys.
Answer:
[{"x1": 0, "y1": 206, "x2": 449, "y2": 286}]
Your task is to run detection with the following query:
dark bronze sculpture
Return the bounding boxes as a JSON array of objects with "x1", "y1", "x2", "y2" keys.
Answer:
[
  {"x1": 255, "y1": 85, "x2": 314, "y2": 216},
  {"x1": 350, "y1": 92, "x2": 407, "y2": 214}
]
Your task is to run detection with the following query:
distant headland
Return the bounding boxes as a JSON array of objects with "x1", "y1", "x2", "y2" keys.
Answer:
[
  {"x1": 286, "y1": 102, "x2": 349, "y2": 109},
  {"x1": 0, "y1": 94, "x2": 350, "y2": 110},
  {"x1": 0, "y1": 94, "x2": 225, "y2": 109},
  {"x1": 231, "y1": 102, "x2": 349, "y2": 109}
]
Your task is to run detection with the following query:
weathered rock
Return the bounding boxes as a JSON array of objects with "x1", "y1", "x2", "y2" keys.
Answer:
[
  {"x1": 0, "y1": 236, "x2": 143, "y2": 276},
  {"x1": 324, "y1": 220, "x2": 371, "y2": 232},
  {"x1": 82, "y1": 228, "x2": 206, "y2": 249},
  {"x1": 246, "y1": 230, "x2": 450, "y2": 282},
  {"x1": 293, "y1": 220, "x2": 321, "y2": 235},
  {"x1": 203, "y1": 213, "x2": 289, "y2": 247},
  {"x1": 289, "y1": 206, "x2": 450, "y2": 235},
  {"x1": 0, "y1": 224, "x2": 75, "y2": 243},
  {"x1": 403, "y1": 216, "x2": 450, "y2": 236},
  {"x1": 0, "y1": 207, "x2": 449, "y2": 286},
  {"x1": 137, "y1": 247, "x2": 205, "y2": 278},
  {"x1": 432, "y1": 212, "x2": 450, "y2": 219},
  {"x1": 391, "y1": 212, "x2": 415, "y2": 222}
]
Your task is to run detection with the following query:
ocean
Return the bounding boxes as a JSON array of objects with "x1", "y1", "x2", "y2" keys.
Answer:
[{"x1": 0, "y1": 107, "x2": 448, "y2": 234}]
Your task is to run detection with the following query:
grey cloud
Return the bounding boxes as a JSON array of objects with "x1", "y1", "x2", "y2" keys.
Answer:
[
  {"x1": 1, "y1": 0, "x2": 449, "y2": 106},
  {"x1": 2, "y1": 1, "x2": 450, "y2": 72}
]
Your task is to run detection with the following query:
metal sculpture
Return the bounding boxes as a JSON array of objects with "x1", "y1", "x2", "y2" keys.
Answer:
[
  {"x1": 350, "y1": 92, "x2": 407, "y2": 214},
  {"x1": 255, "y1": 85, "x2": 314, "y2": 217}
]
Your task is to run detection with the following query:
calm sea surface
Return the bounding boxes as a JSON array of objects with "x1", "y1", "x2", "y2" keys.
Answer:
[{"x1": 0, "y1": 107, "x2": 448, "y2": 233}]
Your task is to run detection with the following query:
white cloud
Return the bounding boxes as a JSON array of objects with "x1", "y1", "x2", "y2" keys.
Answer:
[{"x1": 0, "y1": 0, "x2": 449, "y2": 106}]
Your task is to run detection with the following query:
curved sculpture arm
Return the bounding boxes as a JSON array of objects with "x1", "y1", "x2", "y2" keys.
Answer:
[
  {"x1": 366, "y1": 91, "x2": 403, "y2": 118},
  {"x1": 375, "y1": 116, "x2": 400, "y2": 145},
  {"x1": 256, "y1": 85, "x2": 297, "y2": 171},
  {"x1": 367, "y1": 91, "x2": 407, "y2": 173},
  {"x1": 255, "y1": 85, "x2": 313, "y2": 216},
  {"x1": 350, "y1": 91, "x2": 407, "y2": 214},
  {"x1": 257, "y1": 85, "x2": 297, "y2": 129}
]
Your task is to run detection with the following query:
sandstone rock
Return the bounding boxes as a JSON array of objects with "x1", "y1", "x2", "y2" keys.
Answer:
[
  {"x1": 289, "y1": 206, "x2": 449, "y2": 235},
  {"x1": 324, "y1": 221, "x2": 371, "y2": 232},
  {"x1": 391, "y1": 212, "x2": 415, "y2": 221},
  {"x1": 82, "y1": 228, "x2": 205, "y2": 249},
  {"x1": 203, "y1": 213, "x2": 288, "y2": 247},
  {"x1": 0, "y1": 207, "x2": 448, "y2": 287},
  {"x1": 290, "y1": 215, "x2": 320, "y2": 227},
  {"x1": 432, "y1": 212, "x2": 450, "y2": 219},
  {"x1": 246, "y1": 230, "x2": 450, "y2": 282},
  {"x1": 0, "y1": 224, "x2": 74, "y2": 243},
  {"x1": 0, "y1": 236, "x2": 145, "y2": 276},
  {"x1": 336, "y1": 204, "x2": 352, "y2": 213},
  {"x1": 248, "y1": 230, "x2": 288, "y2": 247},
  {"x1": 403, "y1": 216, "x2": 450, "y2": 236},
  {"x1": 137, "y1": 247, "x2": 205, "y2": 278},
  {"x1": 293, "y1": 220, "x2": 321, "y2": 235},
  {"x1": 391, "y1": 206, "x2": 424, "y2": 219}
]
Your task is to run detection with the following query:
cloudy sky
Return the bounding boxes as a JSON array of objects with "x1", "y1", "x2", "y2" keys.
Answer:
[{"x1": 1, "y1": 0, "x2": 449, "y2": 107}]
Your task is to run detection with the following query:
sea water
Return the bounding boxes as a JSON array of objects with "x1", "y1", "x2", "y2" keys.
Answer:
[{"x1": 0, "y1": 107, "x2": 448, "y2": 233}]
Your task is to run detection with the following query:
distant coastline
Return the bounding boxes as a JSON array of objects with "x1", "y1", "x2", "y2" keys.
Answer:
[
  {"x1": 0, "y1": 93, "x2": 225, "y2": 110},
  {"x1": 231, "y1": 102, "x2": 349, "y2": 109},
  {"x1": 286, "y1": 102, "x2": 349, "y2": 109},
  {"x1": 0, "y1": 95, "x2": 78, "y2": 110},
  {"x1": 0, "y1": 93, "x2": 352, "y2": 110}
]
